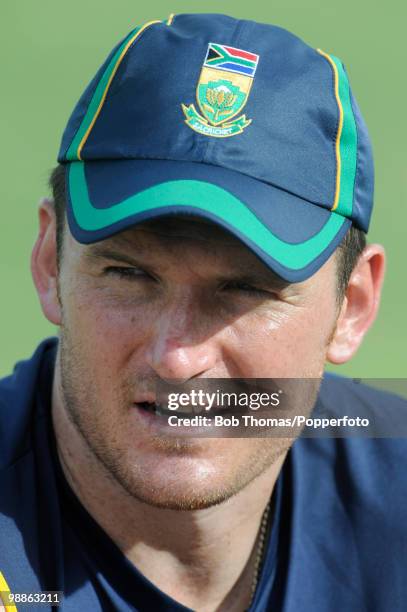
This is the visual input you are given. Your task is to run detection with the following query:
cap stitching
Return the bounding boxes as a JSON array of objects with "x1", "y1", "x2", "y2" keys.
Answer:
[
  {"x1": 348, "y1": 89, "x2": 362, "y2": 229},
  {"x1": 60, "y1": 33, "x2": 134, "y2": 162},
  {"x1": 316, "y1": 49, "x2": 342, "y2": 211},
  {"x1": 77, "y1": 20, "x2": 162, "y2": 160}
]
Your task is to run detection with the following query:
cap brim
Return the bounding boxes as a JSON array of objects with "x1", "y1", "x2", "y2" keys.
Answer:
[{"x1": 65, "y1": 160, "x2": 351, "y2": 282}]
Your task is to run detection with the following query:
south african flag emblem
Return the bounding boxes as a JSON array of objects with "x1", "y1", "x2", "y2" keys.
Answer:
[
  {"x1": 182, "y1": 42, "x2": 260, "y2": 138},
  {"x1": 203, "y1": 43, "x2": 259, "y2": 77}
]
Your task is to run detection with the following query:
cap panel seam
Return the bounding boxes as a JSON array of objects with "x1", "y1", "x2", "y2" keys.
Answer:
[
  {"x1": 96, "y1": 23, "x2": 168, "y2": 106},
  {"x1": 74, "y1": 20, "x2": 162, "y2": 161},
  {"x1": 348, "y1": 90, "x2": 361, "y2": 227},
  {"x1": 201, "y1": 18, "x2": 246, "y2": 163},
  {"x1": 78, "y1": 20, "x2": 162, "y2": 159},
  {"x1": 317, "y1": 51, "x2": 358, "y2": 219},
  {"x1": 61, "y1": 31, "x2": 137, "y2": 162},
  {"x1": 64, "y1": 26, "x2": 143, "y2": 161},
  {"x1": 331, "y1": 57, "x2": 358, "y2": 218},
  {"x1": 316, "y1": 49, "x2": 341, "y2": 210}
]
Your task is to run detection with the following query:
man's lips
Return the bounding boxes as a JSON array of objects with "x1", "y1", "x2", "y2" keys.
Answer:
[
  {"x1": 135, "y1": 401, "x2": 174, "y2": 417},
  {"x1": 134, "y1": 400, "x2": 245, "y2": 417}
]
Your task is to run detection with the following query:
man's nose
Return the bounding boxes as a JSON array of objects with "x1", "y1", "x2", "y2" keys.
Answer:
[{"x1": 144, "y1": 296, "x2": 218, "y2": 382}]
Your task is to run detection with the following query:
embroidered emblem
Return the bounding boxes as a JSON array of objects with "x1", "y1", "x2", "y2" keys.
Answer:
[{"x1": 182, "y1": 43, "x2": 259, "y2": 138}]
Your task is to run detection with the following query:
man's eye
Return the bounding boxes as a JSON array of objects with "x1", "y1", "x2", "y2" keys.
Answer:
[{"x1": 103, "y1": 266, "x2": 152, "y2": 280}]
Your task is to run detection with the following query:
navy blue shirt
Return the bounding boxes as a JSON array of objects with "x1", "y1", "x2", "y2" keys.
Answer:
[{"x1": 1, "y1": 338, "x2": 407, "y2": 611}]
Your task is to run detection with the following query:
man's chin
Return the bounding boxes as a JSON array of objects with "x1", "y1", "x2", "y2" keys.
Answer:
[
  {"x1": 122, "y1": 487, "x2": 238, "y2": 511},
  {"x1": 101, "y1": 454, "x2": 238, "y2": 510},
  {"x1": 94, "y1": 438, "x2": 290, "y2": 511}
]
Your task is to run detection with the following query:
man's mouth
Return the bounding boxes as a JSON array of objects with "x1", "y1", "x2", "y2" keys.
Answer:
[
  {"x1": 135, "y1": 400, "x2": 242, "y2": 418},
  {"x1": 136, "y1": 401, "x2": 175, "y2": 417}
]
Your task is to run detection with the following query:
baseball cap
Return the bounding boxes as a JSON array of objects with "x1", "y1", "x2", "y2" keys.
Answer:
[{"x1": 57, "y1": 13, "x2": 374, "y2": 282}]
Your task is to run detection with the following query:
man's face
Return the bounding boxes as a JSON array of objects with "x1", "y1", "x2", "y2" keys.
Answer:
[{"x1": 55, "y1": 217, "x2": 339, "y2": 509}]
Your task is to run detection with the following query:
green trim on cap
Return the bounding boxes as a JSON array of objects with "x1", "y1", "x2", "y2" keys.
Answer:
[
  {"x1": 65, "y1": 19, "x2": 164, "y2": 161},
  {"x1": 68, "y1": 162, "x2": 346, "y2": 270},
  {"x1": 330, "y1": 54, "x2": 358, "y2": 218},
  {"x1": 317, "y1": 49, "x2": 358, "y2": 218},
  {"x1": 65, "y1": 27, "x2": 141, "y2": 161}
]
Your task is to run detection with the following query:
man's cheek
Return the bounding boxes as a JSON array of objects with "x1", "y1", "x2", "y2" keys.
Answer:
[{"x1": 67, "y1": 294, "x2": 150, "y2": 341}]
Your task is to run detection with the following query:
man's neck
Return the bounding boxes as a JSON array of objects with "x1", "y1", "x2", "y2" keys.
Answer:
[{"x1": 52, "y1": 377, "x2": 286, "y2": 611}]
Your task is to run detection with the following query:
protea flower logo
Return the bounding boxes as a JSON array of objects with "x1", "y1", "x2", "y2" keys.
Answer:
[
  {"x1": 182, "y1": 43, "x2": 259, "y2": 138},
  {"x1": 202, "y1": 81, "x2": 242, "y2": 124}
]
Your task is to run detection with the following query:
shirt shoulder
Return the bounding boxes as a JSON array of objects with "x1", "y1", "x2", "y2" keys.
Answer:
[
  {"x1": 298, "y1": 374, "x2": 407, "y2": 474},
  {"x1": 282, "y1": 377, "x2": 407, "y2": 609},
  {"x1": 292, "y1": 374, "x2": 407, "y2": 513},
  {"x1": 317, "y1": 372, "x2": 407, "y2": 438},
  {"x1": 0, "y1": 338, "x2": 58, "y2": 469}
]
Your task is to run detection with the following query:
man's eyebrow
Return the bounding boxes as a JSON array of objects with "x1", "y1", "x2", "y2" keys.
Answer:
[
  {"x1": 84, "y1": 245, "x2": 145, "y2": 267},
  {"x1": 218, "y1": 271, "x2": 290, "y2": 290}
]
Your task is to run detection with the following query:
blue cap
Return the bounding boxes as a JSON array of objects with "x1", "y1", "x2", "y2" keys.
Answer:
[{"x1": 58, "y1": 13, "x2": 374, "y2": 281}]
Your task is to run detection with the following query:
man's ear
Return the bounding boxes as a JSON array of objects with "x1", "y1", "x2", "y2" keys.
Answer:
[
  {"x1": 31, "y1": 198, "x2": 62, "y2": 326},
  {"x1": 327, "y1": 244, "x2": 386, "y2": 364}
]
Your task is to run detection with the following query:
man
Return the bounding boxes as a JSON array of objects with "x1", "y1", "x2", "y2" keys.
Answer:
[{"x1": 0, "y1": 12, "x2": 406, "y2": 612}]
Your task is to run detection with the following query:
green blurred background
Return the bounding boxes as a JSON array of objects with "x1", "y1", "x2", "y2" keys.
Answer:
[{"x1": 1, "y1": 1, "x2": 405, "y2": 378}]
